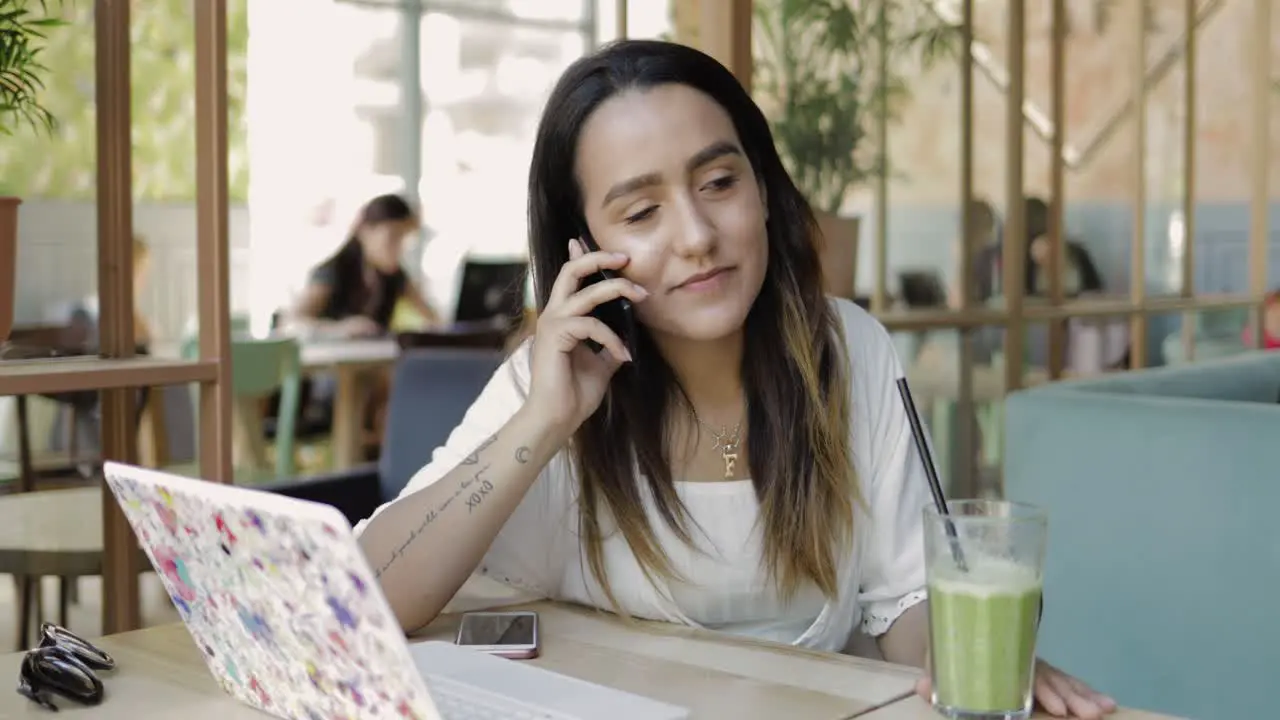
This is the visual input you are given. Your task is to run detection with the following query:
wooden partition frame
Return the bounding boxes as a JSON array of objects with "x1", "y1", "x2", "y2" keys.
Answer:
[
  {"x1": 1128, "y1": 0, "x2": 1149, "y2": 370},
  {"x1": 90, "y1": 0, "x2": 233, "y2": 633},
  {"x1": 693, "y1": 0, "x2": 752, "y2": 90},
  {"x1": 678, "y1": 0, "x2": 1271, "y2": 493},
  {"x1": 95, "y1": 0, "x2": 142, "y2": 635},
  {"x1": 951, "y1": 0, "x2": 976, "y2": 497},
  {"x1": 1044, "y1": 0, "x2": 1067, "y2": 380},
  {"x1": 870, "y1": 2, "x2": 1267, "y2": 492},
  {"x1": 1179, "y1": 0, "x2": 1199, "y2": 361},
  {"x1": 1001, "y1": 0, "x2": 1026, "y2": 393},
  {"x1": 864, "y1": 2, "x2": 1271, "y2": 342},
  {"x1": 195, "y1": 0, "x2": 234, "y2": 484},
  {"x1": 1248, "y1": 0, "x2": 1272, "y2": 341}
]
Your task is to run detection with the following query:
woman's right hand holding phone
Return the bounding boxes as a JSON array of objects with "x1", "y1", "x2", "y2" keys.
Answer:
[{"x1": 526, "y1": 238, "x2": 648, "y2": 437}]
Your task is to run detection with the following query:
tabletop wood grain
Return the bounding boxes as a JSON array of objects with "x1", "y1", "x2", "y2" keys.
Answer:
[
  {"x1": 857, "y1": 694, "x2": 1185, "y2": 720},
  {"x1": 0, "y1": 597, "x2": 917, "y2": 719},
  {"x1": 0, "y1": 583, "x2": 1181, "y2": 720}
]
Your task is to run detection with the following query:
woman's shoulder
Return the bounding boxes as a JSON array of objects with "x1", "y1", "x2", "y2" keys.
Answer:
[
  {"x1": 457, "y1": 337, "x2": 535, "y2": 416},
  {"x1": 501, "y1": 337, "x2": 535, "y2": 394},
  {"x1": 825, "y1": 296, "x2": 899, "y2": 369}
]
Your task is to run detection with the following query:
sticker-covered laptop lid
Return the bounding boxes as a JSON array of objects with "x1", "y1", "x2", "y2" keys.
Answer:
[{"x1": 103, "y1": 462, "x2": 439, "y2": 720}]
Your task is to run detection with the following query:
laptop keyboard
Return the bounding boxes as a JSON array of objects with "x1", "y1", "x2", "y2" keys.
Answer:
[
  {"x1": 424, "y1": 672, "x2": 579, "y2": 720},
  {"x1": 410, "y1": 640, "x2": 689, "y2": 720}
]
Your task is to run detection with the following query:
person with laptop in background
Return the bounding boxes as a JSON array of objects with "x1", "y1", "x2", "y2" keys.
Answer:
[
  {"x1": 287, "y1": 193, "x2": 442, "y2": 338},
  {"x1": 949, "y1": 197, "x2": 1001, "y2": 308},
  {"x1": 285, "y1": 193, "x2": 443, "y2": 455},
  {"x1": 964, "y1": 196, "x2": 1106, "y2": 304},
  {"x1": 356, "y1": 41, "x2": 1115, "y2": 720},
  {"x1": 1024, "y1": 196, "x2": 1105, "y2": 298}
]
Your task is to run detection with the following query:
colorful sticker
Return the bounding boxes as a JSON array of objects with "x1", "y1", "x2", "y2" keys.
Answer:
[{"x1": 104, "y1": 469, "x2": 436, "y2": 720}]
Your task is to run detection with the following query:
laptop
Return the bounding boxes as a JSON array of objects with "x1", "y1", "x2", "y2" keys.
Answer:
[
  {"x1": 454, "y1": 260, "x2": 528, "y2": 328},
  {"x1": 102, "y1": 462, "x2": 689, "y2": 720}
]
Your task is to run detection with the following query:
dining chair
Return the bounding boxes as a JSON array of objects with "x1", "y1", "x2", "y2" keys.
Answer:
[{"x1": 175, "y1": 335, "x2": 302, "y2": 482}]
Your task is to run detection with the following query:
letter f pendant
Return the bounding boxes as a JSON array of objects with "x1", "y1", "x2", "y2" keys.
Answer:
[{"x1": 722, "y1": 451, "x2": 738, "y2": 478}]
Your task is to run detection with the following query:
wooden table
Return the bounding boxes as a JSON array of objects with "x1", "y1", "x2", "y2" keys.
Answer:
[
  {"x1": 859, "y1": 697, "x2": 1180, "y2": 720},
  {"x1": 0, "y1": 595, "x2": 1180, "y2": 719},
  {"x1": 299, "y1": 338, "x2": 399, "y2": 370},
  {"x1": 149, "y1": 337, "x2": 400, "y2": 471},
  {"x1": 0, "y1": 488, "x2": 105, "y2": 579},
  {"x1": 0, "y1": 599, "x2": 911, "y2": 719},
  {"x1": 299, "y1": 338, "x2": 399, "y2": 469},
  {"x1": 0, "y1": 487, "x2": 154, "y2": 649},
  {"x1": 0, "y1": 487, "x2": 104, "y2": 649}
]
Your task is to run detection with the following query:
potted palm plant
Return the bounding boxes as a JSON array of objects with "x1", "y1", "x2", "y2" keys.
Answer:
[
  {"x1": 1, "y1": 0, "x2": 63, "y2": 343},
  {"x1": 754, "y1": 0, "x2": 958, "y2": 298}
]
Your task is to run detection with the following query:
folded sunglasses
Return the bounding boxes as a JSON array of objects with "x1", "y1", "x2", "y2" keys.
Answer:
[{"x1": 17, "y1": 622, "x2": 117, "y2": 711}]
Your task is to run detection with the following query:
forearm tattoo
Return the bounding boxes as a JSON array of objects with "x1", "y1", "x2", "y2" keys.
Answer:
[{"x1": 374, "y1": 437, "x2": 534, "y2": 577}]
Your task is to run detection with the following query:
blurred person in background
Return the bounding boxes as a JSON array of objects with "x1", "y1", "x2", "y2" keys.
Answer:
[
  {"x1": 286, "y1": 194, "x2": 442, "y2": 457},
  {"x1": 951, "y1": 197, "x2": 1001, "y2": 308},
  {"x1": 1024, "y1": 196, "x2": 1104, "y2": 298},
  {"x1": 287, "y1": 193, "x2": 441, "y2": 339}
]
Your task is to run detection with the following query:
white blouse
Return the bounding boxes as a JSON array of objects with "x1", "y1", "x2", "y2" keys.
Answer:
[{"x1": 355, "y1": 298, "x2": 932, "y2": 652}]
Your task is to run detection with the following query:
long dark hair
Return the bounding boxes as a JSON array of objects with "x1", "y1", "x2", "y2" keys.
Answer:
[
  {"x1": 527, "y1": 40, "x2": 856, "y2": 610},
  {"x1": 314, "y1": 193, "x2": 417, "y2": 317},
  {"x1": 339, "y1": 193, "x2": 416, "y2": 253},
  {"x1": 1023, "y1": 196, "x2": 1104, "y2": 295}
]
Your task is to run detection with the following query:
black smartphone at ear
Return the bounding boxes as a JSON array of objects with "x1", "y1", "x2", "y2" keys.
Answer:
[{"x1": 576, "y1": 230, "x2": 637, "y2": 362}]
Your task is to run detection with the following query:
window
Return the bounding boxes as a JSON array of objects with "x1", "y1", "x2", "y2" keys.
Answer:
[
  {"x1": 415, "y1": 3, "x2": 592, "y2": 316},
  {"x1": 248, "y1": 1, "x2": 675, "y2": 324}
]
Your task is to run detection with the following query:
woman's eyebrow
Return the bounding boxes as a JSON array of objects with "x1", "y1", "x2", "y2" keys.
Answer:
[
  {"x1": 599, "y1": 140, "x2": 743, "y2": 209},
  {"x1": 685, "y1": 140, "x2": 741, "y2": 173},
  {"x1": 601, "y1": 172, "x2": 662, "y2": 208}
]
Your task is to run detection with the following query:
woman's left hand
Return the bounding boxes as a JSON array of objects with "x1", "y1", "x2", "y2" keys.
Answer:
[{"x1": 915, "y1": 657, "x2": 1117, "y2": 719}]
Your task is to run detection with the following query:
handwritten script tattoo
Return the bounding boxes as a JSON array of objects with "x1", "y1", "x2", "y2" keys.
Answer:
[
  {"x1": 461, "y1": 434, "x2": 497, "y2": 465},
  {"x1": 375, "y1": 463, "x2": 492, "y2": 577},
  {"x1": 465, "y1": 474, "x2": 494, "y2": 512},
  {"x1": 514, "y1": 446, "x2": 531, "y2": 464}
]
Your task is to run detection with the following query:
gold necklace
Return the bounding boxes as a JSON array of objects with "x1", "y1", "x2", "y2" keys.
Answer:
[{"x1": 693, "y1": 416, "x2": 743, "y2": 478}]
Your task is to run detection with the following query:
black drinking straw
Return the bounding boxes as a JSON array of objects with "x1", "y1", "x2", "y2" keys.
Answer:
[{"x1": 895, "y1": 377, "x2": 968, "y2": 572}]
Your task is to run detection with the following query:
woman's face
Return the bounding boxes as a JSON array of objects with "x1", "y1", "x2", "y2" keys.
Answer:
[
  {"x1": 573, "y1": 84, "x2": 769, "y2": 343},
  {"x1": 1030, "y1": 236, "x2": 1050, "y2": 265},
  {"x1": 361, "y1": 218, "x2": 417, "y2": 274}
]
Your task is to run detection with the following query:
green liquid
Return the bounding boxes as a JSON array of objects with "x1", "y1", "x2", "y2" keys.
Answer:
[{"x1": 929, "y1": 562, "x2": 1042, "y2": 715}]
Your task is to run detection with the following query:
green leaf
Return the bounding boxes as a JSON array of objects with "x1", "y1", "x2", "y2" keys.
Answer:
[
  {"x1": 755, "y1": 0, "x2": 961, "y2": 213},
  {"x1": 0, "y1": 0, "x2": 67, "y2": 135}
]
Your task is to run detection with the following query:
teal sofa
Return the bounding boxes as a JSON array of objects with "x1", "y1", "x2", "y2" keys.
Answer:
[
  {"x1": 1003, "y1": 352, "x2": 1280, "y2": 720},
  {"x1": 1160, "y1": 307, "x2": 1252, "y2": 365}
]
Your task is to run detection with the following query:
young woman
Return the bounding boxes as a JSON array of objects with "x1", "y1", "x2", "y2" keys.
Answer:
[
  {"x1": 356, "y1": 41, "x2": 1115, "y2": 719},
  {"x1": 1024, "y1": 196, "x2": 1104, "y2": 298},
  {"x1": 288, "y1": 194, "x2": 441, "y2": 450},
  {"x1": 951, "y1": 197, "x2": 1001, "y2": 307},
  {"x1": 288, "y1": 193, "x2": 440, "y2": 338}
]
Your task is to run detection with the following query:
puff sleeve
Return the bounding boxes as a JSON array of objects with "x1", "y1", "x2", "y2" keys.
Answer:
[{"x1": 845, "y1": 310, "x2": 932, "y2": 637}]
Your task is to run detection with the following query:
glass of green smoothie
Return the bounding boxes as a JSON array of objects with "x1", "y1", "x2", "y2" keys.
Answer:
[{"x1": 924, "y1": 500, "x2": 1047, "y2": 720}]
